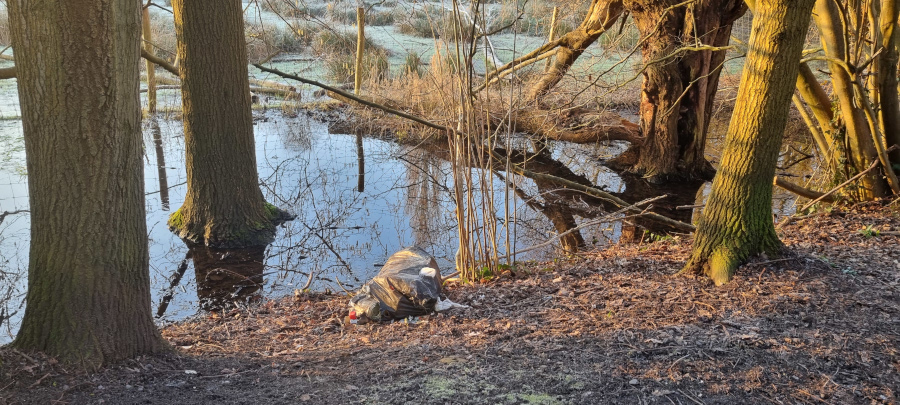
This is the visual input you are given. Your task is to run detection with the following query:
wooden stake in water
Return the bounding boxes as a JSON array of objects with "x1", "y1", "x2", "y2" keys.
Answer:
[
  {"x1": 543, "y1": 7, "x2": 559, "y2": 73},
  {"x1": 355, "y1": 7, "x2": 365, "y2": 95},
  {"x1": 142, "y1": 6, "x2": 157, "y2": 113}
]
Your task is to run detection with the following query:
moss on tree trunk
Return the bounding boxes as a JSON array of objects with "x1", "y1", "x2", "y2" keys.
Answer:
[
  {"x1": 170, "y1": 0, "x2": 291, "y2": 248},
  {"x1": 9, "y1": 0, "x2": 165, "y2": 368},
  {"x1": 683, "y1": 0, "x2": 816, "y2": 285}
]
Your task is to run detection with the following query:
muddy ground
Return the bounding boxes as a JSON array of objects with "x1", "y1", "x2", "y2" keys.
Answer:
[{"x1": 2, "y1": 201, "x2": 899, "y2": 404}]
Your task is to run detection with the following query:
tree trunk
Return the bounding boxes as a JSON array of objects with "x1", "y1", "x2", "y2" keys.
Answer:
[
  {"x1": 9, "y1": 0, "x2": 164, "y2": 368},
  {"x1": 813, "y1": 0, "x2": 886, "y2": 199},
  {"x1": 877, "y1": 0, "x2": 900, "y2": 166},
  {"x1": 610, "y1": 0, "x2": 745, "y2": 182},
  {"x1": 170, "y1": 0, "x2": 289, "y2": 248},
  {"x1": 683, "y1": 0, "x2": 815, "y2": 285}
]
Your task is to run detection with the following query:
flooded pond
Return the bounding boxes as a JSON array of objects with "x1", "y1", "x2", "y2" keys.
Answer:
[{"x1": 0, "y1": 3, "x2": 809, "y2": 343}]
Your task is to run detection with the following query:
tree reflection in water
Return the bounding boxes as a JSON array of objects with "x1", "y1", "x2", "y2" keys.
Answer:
[{"x1": 188, "y1": 244, "x2": 267, "y2": 311}]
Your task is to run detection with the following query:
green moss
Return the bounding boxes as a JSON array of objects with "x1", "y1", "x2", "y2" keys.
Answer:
[
  {"x1": 167, "y1": 207, "x2": 184, "y2": 230},
  {"x1": 708, "y1": 245, "x2": 740, "y2": 286},
  {"x1": 424, "y1": 376, "x2": 458, "y2": 400}
]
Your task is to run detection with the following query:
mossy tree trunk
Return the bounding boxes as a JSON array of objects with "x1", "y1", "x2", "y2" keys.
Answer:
[
  {"x1": 9, "y1": 0, "x2": 165, "y2": 368},
  {"x1": 683, "y1": 0, "x2": 815, "y2": 285},
  {"x1": 170, "y1": 0, "x2": 287, "y2": 248}
]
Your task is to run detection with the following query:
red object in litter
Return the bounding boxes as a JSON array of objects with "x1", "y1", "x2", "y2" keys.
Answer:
[{"x1": 349, "y1": 310, "x2": 357, "y2": 320}]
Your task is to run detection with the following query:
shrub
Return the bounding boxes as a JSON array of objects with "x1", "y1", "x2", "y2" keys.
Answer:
[
  {"x1": 246, "y1": 21, "x2": 320, "y2": 61},
  {"x1": 393, "y1": 5, "x2": 473, "y2": 40},
  {"x1": 402, "y1": 51, "x2": 425, "y2": 78},
  {"x1": 324, "y1": 51, "x2": 390, "y2": 83},
  {"x1": 598, "y1": 19, "x2": 641, "y2": 51},
  {"x1": 261, "y1": 0, "x2": 327, "y2": 19},
  {"x1": 312, "y1": 29, "x2": 386, "y2": 57}
]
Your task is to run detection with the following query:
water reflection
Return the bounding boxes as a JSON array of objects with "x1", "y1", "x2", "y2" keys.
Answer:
[
  {"x1": 356, "y1": 132, "x2": 365, "y2": 193},
  {"x1": 150, "y1": 118, "x2": 170, "y2": 210},
  {"x1": 187, "y1": 243, "x2": 266, "y2": 312},
  {"x1": 618, "y1": 175, "x2": 706, "y2": 242}
]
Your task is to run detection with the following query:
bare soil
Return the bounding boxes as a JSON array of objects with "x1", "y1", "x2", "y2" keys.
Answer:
[{"x1": 3, "y1": 201, "x2": 899, "y2": 404}]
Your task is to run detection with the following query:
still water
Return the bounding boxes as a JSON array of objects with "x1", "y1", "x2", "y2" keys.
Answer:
[{"x1": 0, "y1": 108, "x2": 665, "y2": 342}]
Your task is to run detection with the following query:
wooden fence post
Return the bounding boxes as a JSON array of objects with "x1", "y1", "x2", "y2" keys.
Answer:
[{"x1": 355, "y1": 7, "x2": 365, "y2": 94}]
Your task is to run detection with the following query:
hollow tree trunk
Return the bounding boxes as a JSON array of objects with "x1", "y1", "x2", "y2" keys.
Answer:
[
  {"x1": 169, "y1": 0, "x2": 288, "y2": 248},
  {"x1": 683, "y1": 0, "x2": 815, "y2": 285},
  {"x1": 9, "y1": 0, "x2": 164, "y2": 368},
  {"x1": 527, "y1": 0, "x2": 625, "y2": 101},
  {"x1": 610, "y1": 0, "x2": 745, "y2": 182}
]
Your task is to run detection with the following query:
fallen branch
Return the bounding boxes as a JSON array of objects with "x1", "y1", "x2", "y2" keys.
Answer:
[
  {"x1": 505, "y1": 165, "x2": 695, "y2": 232},
  {"x1": 0, "y1": 66, "x2": 15, "y2": 80},
  {"x1": 141, "y1": 48, "x2": 179, "y2": 76},
  {"x1": 799, "y1": 158, "x2": 882, "y2": 213},
  {"x1": 777, "y1": 158, "x2": 882, "y2": 230},
  {"x1": 253, "y1": 64, "x2": 446, "y2": 131},
  {"x1": 254, "y1": 64, "x2": 695, "y2": 233},
  {"x1": 773, "y1": 176, "x2": 835, "y2": 202},
  {"x1": 508, "y1": 108, "x2": 641, "y2": 144}
]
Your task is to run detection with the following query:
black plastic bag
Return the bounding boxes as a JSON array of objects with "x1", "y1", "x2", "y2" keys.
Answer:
[{"x1": 349, "y1": 246, "x2": 443, "y2": 322}]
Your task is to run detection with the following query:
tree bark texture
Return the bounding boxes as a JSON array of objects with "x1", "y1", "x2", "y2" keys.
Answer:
[
  {"x1": 9, "y1": 0, "x2": 164, "y2": 367},
  {"x1": 610, "y1": 0, "x2": 745, "y2": 182},
  {"x1": 170, "y1": 0, "x2": 286, "y2": 248},
  {"x1": 877, "y1": 0, "x2": 900, "y2": 166},
  {"x1": 683, "y1": 0, "x2": 815, "y2": 285}
]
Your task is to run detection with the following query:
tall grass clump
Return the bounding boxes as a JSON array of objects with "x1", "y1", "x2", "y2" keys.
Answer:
[
  {"x1": 0, "y1": 11, "x2": 10, "y2": 46},
  {"x1": 333, "y1": 8, "x2": 396, "y2": 26},
  {"x1": 402, "y1": 51, "x2": 425, "y2": 78},
  {"x1": 246, "y1": 21, "x2": 320, "y2": 61},
  {"x1": 313, "y1": 30, "x2": 390, "y2": 83},
  {"x1": 261, "y1": 0, "x2": 327, "y2": 19},
  {"x1": 394, "y1": 5, "x2": 474, "y2": 40}
]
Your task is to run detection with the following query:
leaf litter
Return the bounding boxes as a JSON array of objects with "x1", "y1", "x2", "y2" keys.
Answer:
[{"x1": 1, "y1": 201, "x2": 899, "y2": 404}]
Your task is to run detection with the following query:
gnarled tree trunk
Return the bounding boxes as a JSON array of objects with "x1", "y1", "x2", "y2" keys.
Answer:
[{"x1": 609, "y1": 0, "x2": 745, "y2": 182}]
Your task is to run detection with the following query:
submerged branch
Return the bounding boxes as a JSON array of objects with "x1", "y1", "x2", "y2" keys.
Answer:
[{"x1": 504, "y1": 195, "x2": 668, "y2": 259}]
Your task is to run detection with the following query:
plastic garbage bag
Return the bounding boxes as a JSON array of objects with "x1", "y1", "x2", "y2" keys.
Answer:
[{"x1": 349, "y1": 246, "x2": 452, "y2": 322}]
